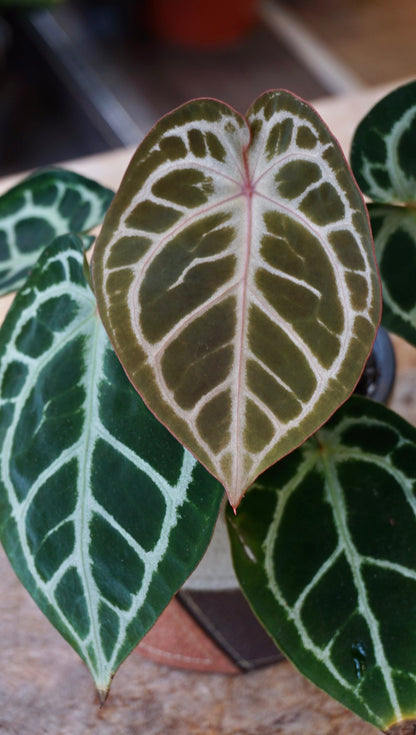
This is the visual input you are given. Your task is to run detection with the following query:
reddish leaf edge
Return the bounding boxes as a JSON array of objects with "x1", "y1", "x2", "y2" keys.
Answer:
[{"x1": 91, "y1": 89, "x2": 382, "y2": 511}]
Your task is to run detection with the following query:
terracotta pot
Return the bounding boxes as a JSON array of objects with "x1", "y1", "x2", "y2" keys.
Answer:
[
  {"x1": 137, "y1": 503, "x2": 284, "y2": 673},
  {"x1": 146, "y1": 0, "x2": 260, "y2": 48}
]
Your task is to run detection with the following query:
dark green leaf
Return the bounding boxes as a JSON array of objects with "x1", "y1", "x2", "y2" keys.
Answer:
[
  {"x1": 369, "y1": 203, "x2": 416, "y2": 346},
  {"x1": 227, "y1": 396, "x2": 416, "y2": 731},
  {"x1": 0, "y1": 234, "x2": 222, "y2": 698},
  {"x1": 0, "y1": 169, "x2": 113, "y2": 296},
  {"x1": 351, "y1": 79, "x2": 416, "y2": 204}
]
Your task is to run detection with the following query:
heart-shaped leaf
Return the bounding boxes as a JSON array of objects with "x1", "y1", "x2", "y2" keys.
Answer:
[
  {"x1": 0, "y1": 168, "x2": 114, "y2": 296},
  {"x1": 0, "y1": 234, "x2": 223, "y2": 699},
  {"x1": 92, "y1": 90, "x2": 381, "y2": 508},
  {"x1": 350, "y1": 79, "x2": 416, "y2": 204},
  {"x1": 369, "y1": 204, "x2": 416, "y2": 346},
  {"x1": 227, "y1": 396, "x2": 416, "y2": 733}
]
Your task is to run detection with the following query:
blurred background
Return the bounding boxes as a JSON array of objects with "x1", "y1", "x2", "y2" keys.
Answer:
[{"x1": 0, "y1": 0, "x2": 415, "y2": 176}]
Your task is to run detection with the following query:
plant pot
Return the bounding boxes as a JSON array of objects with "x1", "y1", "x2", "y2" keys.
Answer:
[
  {"x1": 137, "y1": 498, "x2": 284, "y2": 673},
  {"x1": 137, "y1": 327, "x2": 396, "y2": 673},
  {"x1": 146, "y1": 0, "x2": 260, "y2": 48}
]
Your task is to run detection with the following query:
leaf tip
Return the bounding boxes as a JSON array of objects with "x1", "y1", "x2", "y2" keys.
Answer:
[
  {"x1": 97, "y1": 684, "x2": 111, "y2": 708},
  {"x1": 95, "y1": 672, "x2": 114, "y2": 707},
  {"x1": 227, "y1": 492, "x2": 240, "y2": 514},
  {"x1": 226, "y1": 479, "x2": 247, "y2": 511}
]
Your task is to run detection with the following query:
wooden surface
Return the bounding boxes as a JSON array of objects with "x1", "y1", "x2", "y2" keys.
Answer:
[{"x1": 0, "y1": 83, "x2": 415, "y2": 734}]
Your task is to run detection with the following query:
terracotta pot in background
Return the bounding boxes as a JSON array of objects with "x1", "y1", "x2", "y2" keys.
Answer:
[{"x1": 146, "y1": 0, "x2": 260, "y2": 48}]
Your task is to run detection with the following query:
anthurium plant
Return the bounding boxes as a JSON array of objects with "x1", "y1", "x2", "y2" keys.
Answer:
[{"x1": 0, "y1": 80, "x2": 415, "y2": 734}]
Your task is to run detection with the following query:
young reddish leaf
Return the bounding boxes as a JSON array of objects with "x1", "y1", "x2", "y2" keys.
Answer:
[{"x1": 93, "y1": 91, "x2": 381, "y2": 508}]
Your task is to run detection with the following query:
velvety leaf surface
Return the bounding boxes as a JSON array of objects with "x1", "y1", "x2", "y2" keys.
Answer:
[
  {"x1": 0, "y1": 235, "x2": 223, "y2": 698},
  {"x1": 0, "y1": 169, "x2": 113, "y2": 296},
  {"x1": 93, "y1": 90, "x2": 380, "y2": 508},
  {"x1": 227, "y1": 396, "x2": 416, "y2": 732},
  {"x1": 350, "y1": 79, "x2": 416, "y2": 204},
  {"x1": 369, "y1": 203, "x2": 416, "y2": 346}
]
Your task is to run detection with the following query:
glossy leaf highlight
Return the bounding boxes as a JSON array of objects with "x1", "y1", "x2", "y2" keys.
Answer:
[
  {"x1": 93, "y1": 90, "x2": 380, "y2": 508},
  {"x1": 0, "y1": 168, "x2": 113, "y2": 296},
  {"x1": 227, "y1": 397, "x2": 416, "y2": 732},
  {"x1": 0, "y1": 235, "x2": 223, "y2": 698}
]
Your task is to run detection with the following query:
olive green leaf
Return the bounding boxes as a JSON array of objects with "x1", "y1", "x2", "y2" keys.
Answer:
[
  {"x1": 227, "y1": 396, "x2": 416, "y2": 732},
  {"x1": 0, "y1": 234, "x2": 223, "y2": 699},
  {"x1": 0, "y1": 169, "x2": 113, "y2": 296},
  {"x1": 93, "y1": 90, "x2": 380, "y2": 509}
]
